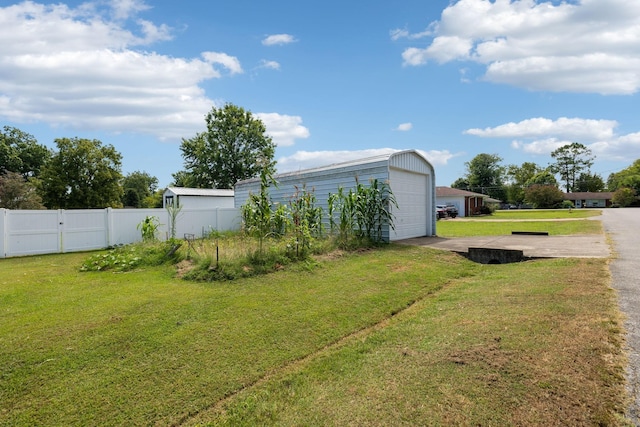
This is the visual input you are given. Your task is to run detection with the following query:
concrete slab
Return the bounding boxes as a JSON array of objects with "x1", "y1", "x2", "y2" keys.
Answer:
[{"x1": 398, "y1": 234, "x2": 609, "y2": 258}]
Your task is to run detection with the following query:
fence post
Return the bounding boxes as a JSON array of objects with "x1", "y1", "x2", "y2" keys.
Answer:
[
  {"x1": 58, "y1": 209, "x2": 64, "y2": 254},
  {"x1": 0, "y1": 209, "x2": 6, "y2": 259},
  {"x1": 106, "y1": 207, "x2": 113, "y2": 247}
]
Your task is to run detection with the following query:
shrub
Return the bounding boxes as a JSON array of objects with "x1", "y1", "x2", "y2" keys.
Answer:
[{"x1": 80, "y1": 240, "x2": 183, "y2": 272}]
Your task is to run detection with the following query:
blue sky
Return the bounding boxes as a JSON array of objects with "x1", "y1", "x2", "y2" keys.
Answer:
[{"x1": 1, "y1": 0, "x2": 639, "y2": 188}]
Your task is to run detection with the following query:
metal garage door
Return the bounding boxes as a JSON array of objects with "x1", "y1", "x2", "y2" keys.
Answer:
[{"x1": 389, "y1": 168, "x2": 428, "y2": 240}]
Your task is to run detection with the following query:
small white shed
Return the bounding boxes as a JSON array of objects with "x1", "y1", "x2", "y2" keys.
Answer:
[
  {"x1": 234, "y1": 150, "x2": 436, "y2": 241},
  {"x1": 163, "y1": 187, "x2": 235, "y2": 209}
]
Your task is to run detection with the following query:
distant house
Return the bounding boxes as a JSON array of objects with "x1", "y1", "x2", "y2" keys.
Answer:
[
  {"x1": 436, "y1": 186, "x2": 491, "y2": 217},
  {"x1": 162, "y1": 187, "x2": 235, "y2": 209},
  {"x1": 564, "y1": 192, "x2": 614, "y2": 208}
]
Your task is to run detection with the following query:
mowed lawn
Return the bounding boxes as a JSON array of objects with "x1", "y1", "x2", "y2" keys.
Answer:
[
  {"x1": 0, "y1": 212, "x2": 630, "y2": 426},
  {"x1": 436, "y1": 209, "x2": 603, "y2": 237}
]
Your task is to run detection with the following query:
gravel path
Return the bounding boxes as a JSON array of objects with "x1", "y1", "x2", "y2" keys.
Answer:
[{"x1": 601, "y1": 208, "x2": 640, "y2": 424}]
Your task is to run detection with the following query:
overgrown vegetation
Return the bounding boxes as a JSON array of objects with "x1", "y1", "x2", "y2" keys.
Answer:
[
  {"x1": 187, "y1": 172, "x2": 399, "y2": 281},
  {"x1": 80, "y1": 240, "x2": 183, "y2": 272}
]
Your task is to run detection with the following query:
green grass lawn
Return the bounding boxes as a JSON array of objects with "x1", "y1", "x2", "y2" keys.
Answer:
[
  {"x1": 0, "y1": 212, "x2": 629, "y2": 426},
  {"x1": 436, "y1": 209, "x2": 603, "y2": 237},
  {"x1": 436, "y1": 219, "x2": 602, "y2": 237},
  {"x1": 479, "y1": 208, "x2": 602, "y2": 220}
]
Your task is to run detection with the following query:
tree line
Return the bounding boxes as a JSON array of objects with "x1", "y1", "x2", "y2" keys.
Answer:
[
  {"x1": 2, "y1": 105, "x2": 639, "y2": 210},
  {"x1": 0, "y1": 104, "x2": 276, "y2": 209},
  {"x1": 451, "y1": 143, "x2": 638, "y2": 208}
]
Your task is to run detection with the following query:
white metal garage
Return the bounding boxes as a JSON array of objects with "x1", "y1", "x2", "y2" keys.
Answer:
[{"x1": 234, "y1": 150, "x2": 436, "y2": 241}]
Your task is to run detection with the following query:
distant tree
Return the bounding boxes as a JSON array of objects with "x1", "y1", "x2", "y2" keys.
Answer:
[
  {"x1": 123, "y1": 188, "x2": 140, "y2": 208},
  {"x1": 459, "y1": 153, "x2": 506, "y2": 201},
  {"x1": 525, "y1": 170, "x2": 559, "y2": 187},
  {"x1": 122, "y1": 171, "x2": 158, "y2": 208},
  {"x1": 39, "y1": 137, "x2": 123, "y2": 209},
  {"x1": 145, "y1": 189, "x2": 164, "y2": 208},
  {"x1": 178, "y1": 103, "x2": 276, "y2": 189},
  {"x1": 608, "y1": 159, "x2": 640, "y2": 194},
  {"x1": 171, "y1": 170, "x2": 197, "y2": 188},
  {"x1": 611, "y1": 187, "x2": 637, "y2": 207},
  {"x1": 505, "y1": 162, "x2": 544, "y2": 205},
  {"x1": 550, "y1": 142, "x2": 594, "y2": 192},
  {"x1": 524, "y1": 184, "x2": 565, "y2": 209},
  {"x1": 575, "y1": 172, "x2": 605, "y2": 192},
  {"x1": 0, "y1": 171, "x2": 45, "y2": 209},
  {"x1": 0, "y1": 126, "x2": 51, "y2": 178},
  {"x1": 451, "y1": 177, "x2": 469, "y2": 190}
]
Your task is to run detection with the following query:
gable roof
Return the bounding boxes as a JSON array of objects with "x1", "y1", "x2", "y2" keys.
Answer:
[
  {"x1": 235, "y1": 150, "x2": 434, "y2": 186},
  {"x1": 164, "y1": 187, "x2": 234, "y2": 197},
  {"x1": 436, "y1": 186, "x2": 487, "y2": 198}
]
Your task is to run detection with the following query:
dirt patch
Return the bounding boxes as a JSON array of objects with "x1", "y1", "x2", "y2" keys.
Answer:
[{"x1": 175, "y1": 259, "x2": 195, "y2": 278}]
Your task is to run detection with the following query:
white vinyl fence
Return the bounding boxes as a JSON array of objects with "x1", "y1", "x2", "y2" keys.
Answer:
[{"x1": 0, "y1": 207, "x2": 241, "y2": 258}]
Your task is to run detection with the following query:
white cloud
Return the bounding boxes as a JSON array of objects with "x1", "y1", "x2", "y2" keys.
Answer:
[
  {"x1": 258, "y1": 60, "x2": 281, "y2": 70},
  {"x1": 262, "y1": 34, "x2": 297, "y2": 46},
  {"x1": 0, "y1": 1, "x2": 241, "y2": 140},
  {"x1": 109, "y1": 0, "x2": 150, "y2": 21},
  {"x1": 395, "y1": 123, "x2": 412, "y2": 131},
  {"x1": 400, "y1": 0, "x2": 640, "y2": 94},
  {"x1": 256, "y1": 113, "x2": 310, "y2": 147},
  {"x1": 510, "y1": 138, "x2": 570, "y2": 155},
  {"x1": 202, "y1": 52, "x2": 243, "y2": 75},
  {"x1": 469, "y1": 116, "x2": 640, "y2": 162},
  {"x1": 465, "y1": 117, "x2": 618, "y2": 141}
]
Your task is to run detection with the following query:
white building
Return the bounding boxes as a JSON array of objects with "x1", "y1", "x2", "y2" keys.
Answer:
[
  {"x1": 162, "y1": 187, "x2": 234, "y2": 209},
  {"x1": 234, "y1": 150, "x2": 436, "y2": 241}
]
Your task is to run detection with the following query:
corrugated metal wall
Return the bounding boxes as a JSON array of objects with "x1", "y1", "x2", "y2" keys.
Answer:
[{"x1": 235, "y1": 150, "x2": 436, "y2": 241}]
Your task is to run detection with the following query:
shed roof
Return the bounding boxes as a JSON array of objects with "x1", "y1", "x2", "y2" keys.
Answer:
[
  {"x1": 436, "y1": 186, "x2": 488, "y2": 198},
  {"x1": 164, "y1": 187, "x2": 234, "y2": 197},
  {"x1": 236, "y1": 149, "x2": 433, "y2": 186}
]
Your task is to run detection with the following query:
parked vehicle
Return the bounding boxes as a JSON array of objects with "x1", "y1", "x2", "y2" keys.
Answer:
[
  {"x1": 436, "y1": 204, "x2": 458, "y2": 219},
  {"x1": 445, "y1": 204, "x2": 458, "y2": 218}
]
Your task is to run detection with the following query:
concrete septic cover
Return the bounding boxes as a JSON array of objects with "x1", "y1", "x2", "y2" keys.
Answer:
[{"x1": 467, "y1": 247, "x2": 525, "y2": 264}]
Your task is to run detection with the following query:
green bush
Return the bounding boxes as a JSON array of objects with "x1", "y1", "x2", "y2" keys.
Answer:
[{"x1": 80, "y1": 240, "x2": 183, "y2": 272}]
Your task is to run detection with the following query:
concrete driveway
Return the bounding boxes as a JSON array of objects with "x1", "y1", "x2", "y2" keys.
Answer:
[{"x1": 400, "y1": 232, "x2": 609, "y2": 258}]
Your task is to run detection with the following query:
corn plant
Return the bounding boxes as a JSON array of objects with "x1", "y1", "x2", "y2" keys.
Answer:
[
  {"x1": 166, "y1": 202, "x2": 183, "y2": 239},
  {"x1": 241, "y1": 168, "x2": 279, "y2": 258},
  {"x1": 328, "y1": 178, "x2": 397, "y2": 245},
  {"x1": 137, "y1": 215, "x2": 160, "y2": 242},
  {"x1": 288, "y1": 185, "x2": 323, "y2": 258}
]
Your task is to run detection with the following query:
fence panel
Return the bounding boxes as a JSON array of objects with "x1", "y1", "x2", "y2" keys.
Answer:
[
  {"x1": 61, "y1": 209, "x2": 109, "y2": 253},
  {"x1": 110, "y1": 209, "x2": 169, "y2": 245},
  {"x1": 5, "y1": 210, "x2": 61, "y2": 257},
  {"x1": 0, "y1": 207, "x2": 242, "y2": 258}
]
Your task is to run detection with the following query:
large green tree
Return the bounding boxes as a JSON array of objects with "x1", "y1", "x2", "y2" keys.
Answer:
[
  {"x1": 524, "y1": 184, "x2": 565, "y2": 209},
  {"x1": 575, "y1": 172, "x2": 605, "y2": 192},
  {"x1": 122, "y1": 171, "x2": 159, "y2": 208},
  {"x1": 550, "y1": 142, "x2": 594, "y2": 193},
  {"x1": 177, "y1": 104, "x2": 276, "y2": 189},
  {"x1": 39, "y1": 137, "x2": 123, "y2": 208},
  {"x1": 0, "y1": 126, "x2": 51, "y2": 178},
  {"x1": 505, "y1": 162, "x2": 544, "y2": 205},
  {"x1": 454, "y1": 153, "x2": 506, "y2": 201},
  {"x1": 0, "y1": 171, "x2": 45, "y2": 209},
  {"x1": 608, "y1": 159, "x2": 640, "y2": 194}
]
